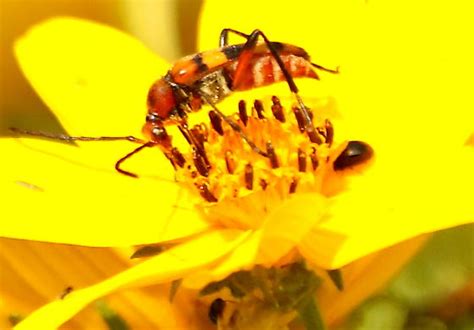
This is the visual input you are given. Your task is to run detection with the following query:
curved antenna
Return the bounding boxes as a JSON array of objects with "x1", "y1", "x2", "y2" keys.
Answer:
[
  {"x1": 310, "y1": 62, "x2": 340, "y2": 74},
  {"x1": 115, "y1": 142, "x2": 155, "y2": 178}
]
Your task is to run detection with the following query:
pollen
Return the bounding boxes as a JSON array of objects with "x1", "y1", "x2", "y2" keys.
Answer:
[{"x1": 169, "y1": 96, "x2": 373, "y2": 229}]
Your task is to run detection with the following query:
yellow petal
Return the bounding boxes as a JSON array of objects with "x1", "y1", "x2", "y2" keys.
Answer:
[
  {"x1": 301, "y1": 148, "x2": 474, "y2": 268},
  {"x1": 317, "y1": 235, "x2": 429, "y2": 326},
  {"x1": 466, "y1": 133, "x2": 474, "y2": 147},
  {"x1": 15, "y1": 229, "x2": 249, "y2": 329},
  {"x1": 14, "y1": 17, "x2": 168, "y2": 137},
  {"x1": 6, "y1": 17, "x2": 215, "y2": 246},
  {"x1": 0, "y1": 238, "x2": 130, "y2": 329},
  {"x1": 199, "y1": 0, "x2": 474, "y2": 146},
  {"x1": 1, "y1": 138, "x2": 209, "y2": 246},
  {"x1": 183, "y1": 193, "x2": 327, "y2": 288},
  {"x1": 182, "y1": 230, "x2": 262, "y2": 289},
  {"x1": 257, "y1": 193, "x2": 328, "y2": 265},
  {"x1": 0, "y1": 238, "x2": 212, "y2": 329}
]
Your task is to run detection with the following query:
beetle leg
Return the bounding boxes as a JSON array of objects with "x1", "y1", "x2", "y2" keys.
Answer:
[
  {"x1": 223, "y1": 29, "x2": 324, "y2": 144},
  {"x1": 219, "y1": 28, "x2": 250, "y2": 47}
]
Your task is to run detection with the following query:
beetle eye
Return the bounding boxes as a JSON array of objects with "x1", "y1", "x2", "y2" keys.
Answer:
[
  {"x1": 146, "y1": 113, "x2": 159, "y2": 122},
  {"x1": 333, "y1": 140, "x2": 373, "y2": 171}
]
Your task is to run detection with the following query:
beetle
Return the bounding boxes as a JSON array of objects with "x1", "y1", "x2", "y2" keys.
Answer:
[
  {"x1": 12, "y1": 29, "x2": 370, "y2": 178},
  {"x1": 143, "y1": 28, "x2": 339, "y2": 170}
]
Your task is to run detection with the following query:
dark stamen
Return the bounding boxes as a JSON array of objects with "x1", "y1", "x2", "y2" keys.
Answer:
[
  {"x1": 199, "y1": 123, "x2": 209, "y2": 141},
  {"x1": 266, "y1": 141, "x2": 279, "y2": 168},
  {"x1": 190, "y1": 125, "x2": 206, "y2": 149},
  {"x1": 324, "y1": 119, "x2": 334, "y2": 146},
  {"x1": 310, "y1": 147, "x2": 319, "y2": 170},
  {"x1": 293, "y1": 105, "x2": 322, "y2": 144},
  {"x1": 225, "y1": 150, "x2": 236, "y2": 174},
  {"x1": 254, "y1": 100, "x2": 265, "y2": 119},
  {"x1": 297, "y1": 148, "x2": 307, "y2": 172},
  {"x1": 289, "y1": 178, "x2": 298, "y2": 194},
  {"x1": 198, "y1": 183, "x2": 218, "y2": 202},
  {"x1": 271, "y1": 96, "x2": 285, "y2": 122},
  {"x1": 208, "y1": 111, "x2": 224, "y2": 135},
  {"x1": 292, "y1": 106, "x2": 306, "y2": 133},
  {"x1": 260, "y1": 179, "x2": 268, "y2": 190},
  {"x1": 244, "y1": 163, "x2": 253, "y2": 190},
  {"x1": 238, "y1": 100, "x2": 248, "y2": 126},
  {"x1": 171, "y1": 148, "x2": 186, "y2": 168},
  {"x1": 307, "y1": 129, "x2": 322, "y2": 145},
  {"x1": 193, "y1": 149, "x2": 209, "y2": 177}
]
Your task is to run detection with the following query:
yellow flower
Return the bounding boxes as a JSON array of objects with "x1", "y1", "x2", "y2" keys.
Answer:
[
  {"x1": 1, "y1": 0, "x2": 473, "y2": 328},
  {"x1": 0, "y1": 239, "x2": 204, "y2": 329}
]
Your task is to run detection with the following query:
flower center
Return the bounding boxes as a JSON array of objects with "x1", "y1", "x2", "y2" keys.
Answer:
[{"x1": 164, "y1": 95, "x2": 372, "y2": 229}]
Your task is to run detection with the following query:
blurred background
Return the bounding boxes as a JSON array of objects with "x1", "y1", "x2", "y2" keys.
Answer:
[
  {"x1": 0, "y1": 0, "x2": 202, "y2": 133},
  {"x1": 0, "y1": 1, "x2": 472, "y2": 329}
]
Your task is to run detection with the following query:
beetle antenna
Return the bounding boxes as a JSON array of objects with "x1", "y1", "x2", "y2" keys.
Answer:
[
  {"x1": 310, "y1": 62, "x2": 339, "y2": 74},
  {"x1": 9, "y1": 127, "x2": 146, "y2": 144}
]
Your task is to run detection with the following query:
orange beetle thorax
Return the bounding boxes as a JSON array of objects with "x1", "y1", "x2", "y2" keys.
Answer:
[{"x1": 146, "y1": 79, "x2": 177, "y2": 120}]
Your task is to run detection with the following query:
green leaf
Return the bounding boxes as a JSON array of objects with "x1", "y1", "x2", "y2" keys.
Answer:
[
  {"x1": 273, "y1": 262, "x2": 320, "y2": 311},
  {"x1": 95, "y1": 300, "x2": 129, "y2": 330},
  {"x1": 297, "y1": 296, "x2": 326, "y2": 330}
]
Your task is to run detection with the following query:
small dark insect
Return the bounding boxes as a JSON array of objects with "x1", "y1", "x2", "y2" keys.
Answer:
[
  {"x1": 208, "y1": 298, "x2": 226, "y2": 324},
  {"x1": 59, "y1": 286, "x2": 73, "y2": 299},
  {"x1": 333, "y1": 140, "x2": 373, "y2": 170}
]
